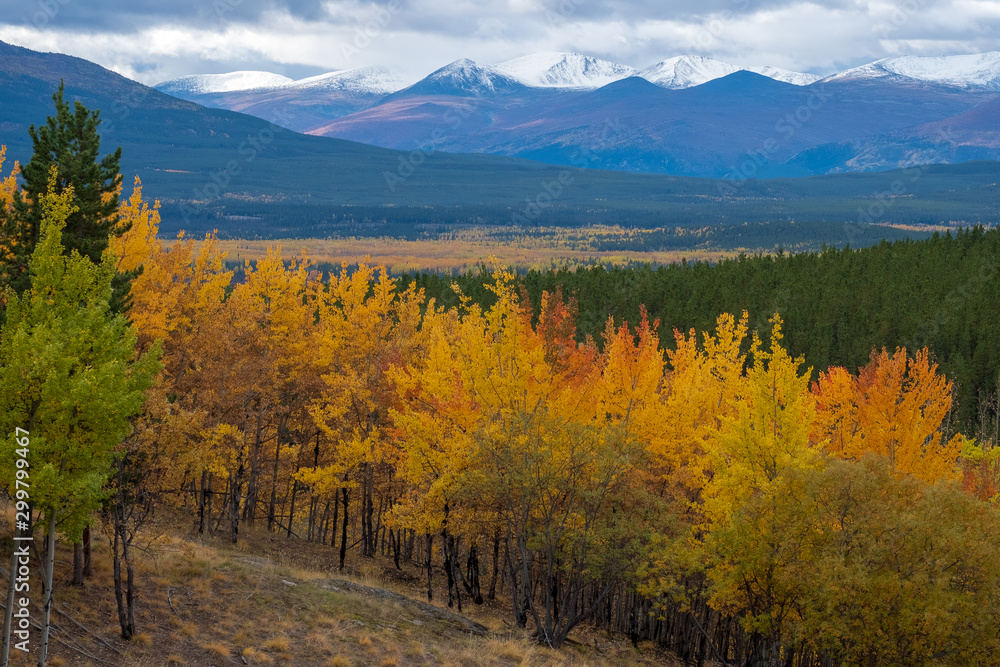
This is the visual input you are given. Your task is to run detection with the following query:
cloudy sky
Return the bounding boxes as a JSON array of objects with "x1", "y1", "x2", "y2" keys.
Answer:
[{"x1": 0, "y1": 0, "x2": 998, "y2": 85}]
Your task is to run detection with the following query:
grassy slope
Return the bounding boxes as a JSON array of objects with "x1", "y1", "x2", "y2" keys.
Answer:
[{"x1": 1, "y1": 515, "x2": 675, "y2": 667}]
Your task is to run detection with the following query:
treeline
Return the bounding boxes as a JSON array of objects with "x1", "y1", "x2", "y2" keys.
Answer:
[
  {"x1": 406, "y1": 226, "x2": 1000, "y2": 431},
  {"x1": 156, "y1": 198, "x2": 951, "y2": 250},
  {"x1": 152, "y1": 160, "x2": 1000, "y2": 248}
]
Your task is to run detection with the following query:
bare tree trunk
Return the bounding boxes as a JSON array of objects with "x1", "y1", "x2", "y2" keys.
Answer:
[
  {"x1": 268, "y1": 416, "x2": 286, "y2": 532},
  {"x1": 405, "y1": 530, "x2": 415, "y2": 563},
  {"x1": 124, "y1": 534, "x2": 136, "y2": 637},
  {"x1": 38, "y1": 510, "x2": 57, "y2": 667},
  {"x1": 83, "y1": 526, "x2": 92, "y2": 577},
  {"x1": 198, "y1": 469, "x2": 208, "y2": 534},
  {"x1": 425, "y1": 533, "x2": 434, "y2": 602},
  {"x1": 466, "y1": 543, "x2": 484, "y2": 605},
  {"x1": 244, "y1": 411, "x2": 265, "y2": 526},
  {"x1": 206, "y1": 472, "x2": 214, "y2": 535},
  {"x1": 112, "y1": 529, "x2": 131, "y2": 640},
  {"x1": 1, "y1": 538, "x2": 17, "y2": 666},
  {"x1": 230, "y1": 467, "x2": 242, "y2": 544},
  {"x1": 287, "y1": 480, "x2": 299, "y2": 539},
  {"x1": 319, "y1": 500, "x2": 331, "y2": 544},
  {"x1": 71, "y1": 542, "x2": 83, "y2": 586},
  {"x1": 330, "y1": 488, "x2": 339, "y2": 547},
  {"x1": 488, "y1": 532, "x2": 500, "y2": 601},
  {"x1": 307, "y1": 496, "x2": 317, "y2": 542},
  {"x1": 110, "y1": 518, "x2": 138, "y2": 641},
  {"x1": 2, "y1": 509, "x2": 31, "y2": 666},
  {"x1": 308, "y1": 430, "x2": 320, "y2": 541},
  {"x1": 359, "y1": 467, "x2": 369, "y2": 556},
  {"x1": 339, "y1": 486, "x2": 349, "y2": 571},
  {"x1": 391, "y1": 529, "x2": 401, "y2": 570}
]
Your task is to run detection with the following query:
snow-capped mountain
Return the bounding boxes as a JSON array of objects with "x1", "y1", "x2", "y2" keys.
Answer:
[
  {"x1": 825, "y1": 52, "x2": 1000, "y2": 90},
  {"x1": 639, "y1": 56, "x2": 741, "y2": 89},
  {"x1": 286, "y1": 66, "x2": 411, "y2": 94},
  {"x1": 748, "y1": 65, "x2": 821, "y2": 87},
  {"x1": 158, "y1": 67, "x2": 410, "y2": 96},
  {"x1": 397, "y1": 58, "x2": 525, "y2": 96},
  {"x1": 639, "y1": 56, "x2": 819, "y2": 89},
  {"x1": 154, "y1": 66, "x2": 413, "y2": 134},
  {"x1": 493, "y1": 52, "x2": 638, "y2": 89},
  {"x1": 157, "y1": 71, "x2": 293, "y2": 95},
  {"x1": 151, "y1": 50, "x2": 1000, "y2": 178},
  {"x1": 155, "y1": 54, "x2": 818, "y2": 100}
]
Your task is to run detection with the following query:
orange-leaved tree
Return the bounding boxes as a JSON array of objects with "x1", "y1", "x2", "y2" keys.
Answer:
[
  {"x1": 812, "y1": 347, "x2": 965, "y2": 483},
  {"x1": 0, "y1": 146, "x2": 25, "y2": 305}
]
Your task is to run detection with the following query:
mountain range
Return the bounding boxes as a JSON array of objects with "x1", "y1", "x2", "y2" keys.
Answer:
[
  {"x1": 154, "y1": 52, "x2": 1000, "y2": 178},
  {"x1": 1, "y1": 39, "x2": 998, "y2": 243}
]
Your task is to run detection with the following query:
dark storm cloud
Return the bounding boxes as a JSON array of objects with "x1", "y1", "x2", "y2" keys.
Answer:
[
  {"x1": 2, "y1": 0, "x2": 337, "y2": 32},
  {"x1": 0, "y1": 0, "x2": 871, "y2": 34}
]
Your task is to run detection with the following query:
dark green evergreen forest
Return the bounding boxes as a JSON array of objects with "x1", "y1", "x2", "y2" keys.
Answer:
[{"x1": 404, "y1": 227, "x2": 1000, "y2": 432}]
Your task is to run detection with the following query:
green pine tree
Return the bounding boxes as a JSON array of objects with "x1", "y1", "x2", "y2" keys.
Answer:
[{"x1": 6, "y1": 81, "x2": 132, "y2": 311}]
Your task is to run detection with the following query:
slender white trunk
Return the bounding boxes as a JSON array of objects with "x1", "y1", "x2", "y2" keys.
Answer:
[
  {"x1": 1, "y1": 528, "x2": 19, "y2": 666},
  {"x1": 37, "y1": 510, "x2": 55, "y2": 667}
]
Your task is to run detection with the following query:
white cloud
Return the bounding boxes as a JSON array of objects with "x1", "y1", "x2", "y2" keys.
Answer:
[{"x1": 0, "y1": 0, "x2": 998, "y2": 85}]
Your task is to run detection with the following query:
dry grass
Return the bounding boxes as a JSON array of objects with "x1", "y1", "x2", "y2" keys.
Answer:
[
  {"x1": 201, "y1": 641, "x2": 231, "y2": 659},
  {"x1": 243, "y1": 646, "x2": 275, "y2": 663},
  {"x1": 263, "y1": 636, "x2": 292, "y2": 652},
  {"x1": 0, "y1": 509, "x2": 677, "y2": 667},
  {"x1": 211, "y1": 227, "x2": 741, "y2": 276}
]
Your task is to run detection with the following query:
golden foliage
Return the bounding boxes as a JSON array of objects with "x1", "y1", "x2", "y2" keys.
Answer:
[{"x1": 812, "y1": 347, "x2": 965, "y2": 483}]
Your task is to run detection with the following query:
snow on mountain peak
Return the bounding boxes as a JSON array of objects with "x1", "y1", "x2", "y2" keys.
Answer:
[
  {"x1": 493, "y1": 52, "x2": 638, "y2": 89},
  {"x1": 639, "y1": 56, "x2": 740, "y2": 89},
  {"x1": 825, "y1": 52, "x2": 1000, "y2": 89},
  {"x1": 155, "y1": 51, "x2": 1000, "y2": 103},
  {"x1": 409, "y1": 58, "x2": 523, "y2": 94},
  {"x1": 746, "y1": 65, "x2": 822, "y2": 86},
  {"x1": 158, "y1": 71, "x2": 293, "y2": 94},
  {"x1": 290, "y1": 66, "x2": 411, "y2": 94},
  {"x1": 639, "y1": 56, "x2": 819, "y2": 89}
]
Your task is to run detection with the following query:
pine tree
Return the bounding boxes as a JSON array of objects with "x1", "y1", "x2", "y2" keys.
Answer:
[{"x1": 6, "y1": 82, "x2": 131, "y2": 310}]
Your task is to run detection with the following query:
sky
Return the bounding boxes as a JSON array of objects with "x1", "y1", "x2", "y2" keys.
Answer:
[{"x1": 0, "y1": 0, "x2": 998, "y2": 85}]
